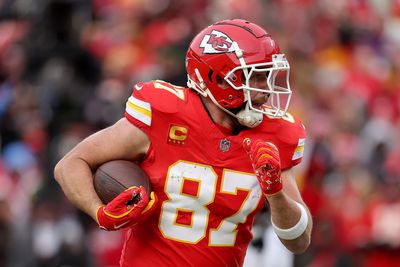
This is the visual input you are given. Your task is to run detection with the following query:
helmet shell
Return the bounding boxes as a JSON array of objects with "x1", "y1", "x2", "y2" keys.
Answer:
[{"x1": 186, "y1": 19, "x2": 281, "y2": 108}]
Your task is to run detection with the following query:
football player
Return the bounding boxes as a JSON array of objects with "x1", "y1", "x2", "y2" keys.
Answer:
[{"x1": 54, "y1": 19, "x2": 312, "y2": 266}]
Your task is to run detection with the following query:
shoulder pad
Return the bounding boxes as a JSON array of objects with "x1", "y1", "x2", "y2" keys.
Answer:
[
  {"x1": 260, "y1": 112, "x2": 305, "y2": 145},
  {"x1": 125, "y1": 80, "x2": 188, "y2": 127},
  {"x1": 274, "y1": 113, "x2": 306, "y2": 146},
  {"x1": 130, "y1": 80, "x2": 187, "y2": 114},
  {"x1": 260, "y1": 112, "x2": 306, "y2": 169}
]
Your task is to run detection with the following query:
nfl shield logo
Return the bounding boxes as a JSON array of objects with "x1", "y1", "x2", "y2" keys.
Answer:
[{"x1": 219, "y1": 139, "x2": 231, "y2": 152}]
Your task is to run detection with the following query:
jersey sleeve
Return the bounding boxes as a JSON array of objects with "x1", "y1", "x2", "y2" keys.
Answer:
[
  {"x1": 277, "y1": 116, "x2": 307, "y2": 170},
  {"x1": 124, "y1": 80, "x2": 187, "y2": 134}
]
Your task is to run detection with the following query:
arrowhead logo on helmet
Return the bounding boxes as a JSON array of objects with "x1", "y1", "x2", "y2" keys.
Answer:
[{"x1": 200, "y1": 30, "x2": 235, "y2": 54}]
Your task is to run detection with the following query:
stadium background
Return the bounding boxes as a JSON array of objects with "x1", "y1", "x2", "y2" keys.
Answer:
[{"x1": 0, "y1": 0, "x2": 400, "y2": 266}]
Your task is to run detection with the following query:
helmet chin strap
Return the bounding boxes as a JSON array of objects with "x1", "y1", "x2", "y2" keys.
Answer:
[
  {"x1": 235, "y1": 101, "x2": 263, "y2": 128},
  {"x1": 204, "y1": 89, "x2": 263, "y2": 128}
]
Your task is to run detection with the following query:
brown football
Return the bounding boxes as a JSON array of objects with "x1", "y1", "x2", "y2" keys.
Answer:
[{"x1": 93, "y1": 160, "x2": 151, "y2": 204}]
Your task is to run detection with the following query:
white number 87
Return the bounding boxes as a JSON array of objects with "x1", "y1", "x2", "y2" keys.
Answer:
[{"x1": 159, "y1": 161, "x2": 262, "y2": 246}]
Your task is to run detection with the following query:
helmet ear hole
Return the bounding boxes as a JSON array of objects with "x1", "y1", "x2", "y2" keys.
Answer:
[{"x1": 207, "y1": 70, "x2": 214, "y2": 82}]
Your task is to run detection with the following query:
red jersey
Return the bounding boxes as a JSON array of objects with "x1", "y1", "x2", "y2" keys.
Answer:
[{"x1": 122, "y1": 80, "x2": 306, "y2": 267}]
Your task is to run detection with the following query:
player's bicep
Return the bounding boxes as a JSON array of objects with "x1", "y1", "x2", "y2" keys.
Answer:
[{"x1": 65, "y1": 118, "x2": 150, "y2": 169}]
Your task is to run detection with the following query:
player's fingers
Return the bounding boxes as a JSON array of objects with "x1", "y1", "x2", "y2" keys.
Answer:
[
  {"x1": 265, "y1": 141, "x2": 278, "y2": 151},
  {"x1": 253, "y1": 140, "x2": 273, "y2": 154},
  {"x1": 243, "y1": 138, "x2": 252, "y2": 154},
  {"x1": 265, "y1": 145, "x2": 280, "y2": 160},
  {"x1": 106, "y1": 186, "x2": 142, "y2": 212},
  {"x1": 141, "y1": 192, "x2": 157, "y2": 214},
  {"x1": 254, "y1": 148, "x2": 273, "y2": 160},
  {"x1": 125, "y1": 185, "x2": 140, "y2": 192},
  {"x1": 111, "y1": 190, "x2": 136, "y2": 207},
  {"x1": 103, "y1": 204, "x2": 133, "y2": 218},
  {"x1": 256, "y1": 150, "x2": 279, "y2": 166},
  {"x1": 268, "y1": 156, "x2": 281, "y2": 168},
  {"x1": 135, "y1": 187, "x2": 150, "y2": 208},
  {"x1": 244, "y1": 139, "x2": 266, "y2": 158},
  {"x1": 257, "y1": 143, "x2": 279, "y2": 159}
]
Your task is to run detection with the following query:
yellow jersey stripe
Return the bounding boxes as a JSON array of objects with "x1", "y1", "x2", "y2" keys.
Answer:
[
  {"x1": 294, "y1": 145, "x2": 304, "y2": 153},
  {"x1": 292, "y1": 138, "x2": 305, "y2": 160},
  {"x1": 127, "y1": 101, "x2": 151, "y2": 118},
  {"x1": 125, "y1": 96, "x2": 152, "y2": 126}
]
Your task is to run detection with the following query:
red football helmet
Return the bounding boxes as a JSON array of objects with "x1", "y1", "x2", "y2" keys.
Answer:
[{"x1": 186, "y1": 19, "x2": 292, "y2": 127}]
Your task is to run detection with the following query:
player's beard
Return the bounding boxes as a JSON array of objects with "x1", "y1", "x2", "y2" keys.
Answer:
[
  {"x1": 227, "y1": 93, "x2": 269, "y2": 131},
  {"x1": 228, "y1": 93, "x2": 269, "y2": 115}
]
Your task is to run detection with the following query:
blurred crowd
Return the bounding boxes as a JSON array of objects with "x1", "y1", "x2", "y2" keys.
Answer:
[{"x1": 1, "y1": 0, "x2": 400, "y2": 266}]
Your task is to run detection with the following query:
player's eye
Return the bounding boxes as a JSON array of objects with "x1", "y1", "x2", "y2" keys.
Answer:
[{"x1": 242, "y1": 71, "x2": 269, "y2": 83}]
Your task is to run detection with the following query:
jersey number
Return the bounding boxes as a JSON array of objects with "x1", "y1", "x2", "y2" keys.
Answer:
[
  {"x1": 159, "y1": 161, "x2": 261, "y2": 246},
  {"x1": 153, "y1": 80, "x2": 185, "y2": 100}
]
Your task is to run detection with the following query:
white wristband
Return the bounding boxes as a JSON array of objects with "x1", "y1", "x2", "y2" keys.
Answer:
[{"x1": 271, "y1": 202, "x2": 308, "y2": 240}]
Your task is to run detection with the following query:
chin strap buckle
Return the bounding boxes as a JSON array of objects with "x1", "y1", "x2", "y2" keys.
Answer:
[{"x1": 236, "y1": 102, "x2": 263, "y2": 128}]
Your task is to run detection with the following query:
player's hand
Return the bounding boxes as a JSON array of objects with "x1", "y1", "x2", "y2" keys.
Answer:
[
  {"x1": 243, "y1": 138, "x2": 282, "y2": 196},
  {"x1": 96, "y1": 186, "x2": 158, "y2": 231}
]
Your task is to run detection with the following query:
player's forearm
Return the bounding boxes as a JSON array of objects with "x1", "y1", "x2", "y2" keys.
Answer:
[
  {"x1": 54, "y1": 155, "x2": 103, "y2": 221},
  {"x1": 266, "y1": 192, "x2": 312, "y2": 254}
]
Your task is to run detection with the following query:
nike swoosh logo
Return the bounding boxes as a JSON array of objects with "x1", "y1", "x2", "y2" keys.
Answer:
[
  {"x1": 135, "y1": 84, "x2": 143, "y2": 91},
  {"x1": 113, "y1": 221, "x2": 130, "y2": 230}
]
